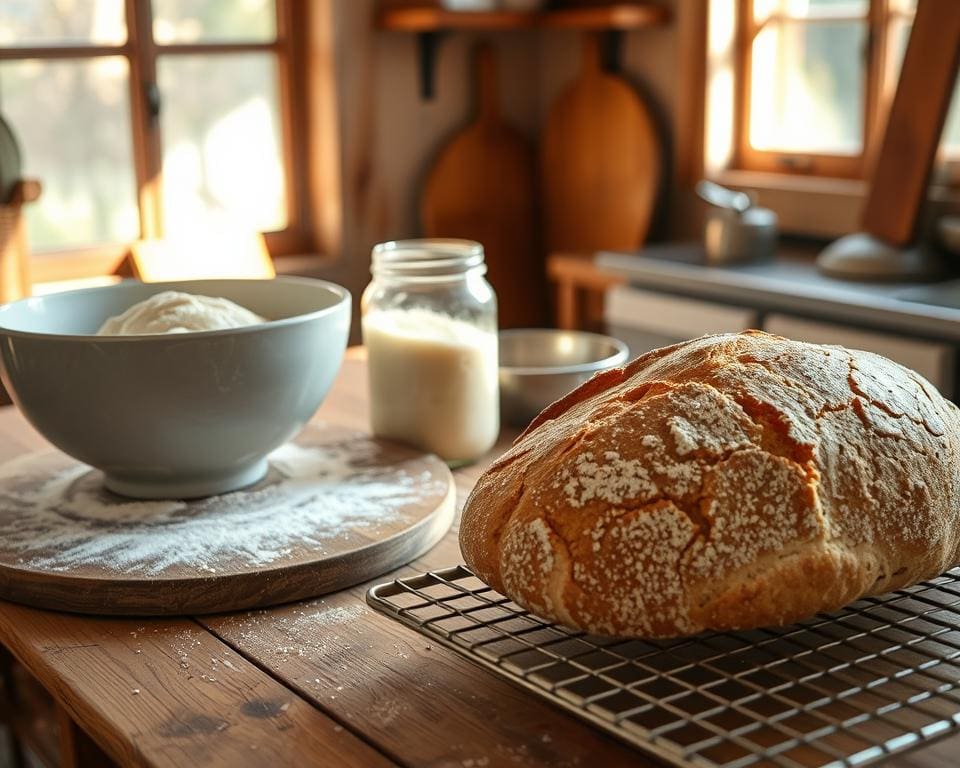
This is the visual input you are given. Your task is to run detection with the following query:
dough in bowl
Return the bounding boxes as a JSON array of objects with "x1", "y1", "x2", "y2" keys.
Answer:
[
  {"x1": 459, "y1": 331, "x2": 960, "y2": 638},
  {"x1": 97, "y1": 291, "x2": 264, "y2": 336}
]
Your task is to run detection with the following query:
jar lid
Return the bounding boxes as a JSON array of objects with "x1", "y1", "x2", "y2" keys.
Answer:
[{"x1": 371, "y1": 239, "x2": 485, "y2": 279}]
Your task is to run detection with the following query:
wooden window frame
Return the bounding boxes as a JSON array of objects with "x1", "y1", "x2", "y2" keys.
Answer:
[
  {"x1": 0, "y1": 0, "x2": 311, "y2": 283},
  {"x1": 697, "y1": 0, "x2": 959, "y2": 238},
  {"x1": 733, "y1": 0, "x2": 954, "y2": 181}
]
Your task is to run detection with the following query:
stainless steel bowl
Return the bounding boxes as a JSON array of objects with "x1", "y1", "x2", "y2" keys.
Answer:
[{"x1": 499, "y1": 329, "x2": 629, "y2": 427}]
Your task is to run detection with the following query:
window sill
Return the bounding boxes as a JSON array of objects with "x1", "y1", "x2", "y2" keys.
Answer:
[
  {"x1": 25, "y1": 251, "x2": 334, "y2": 296},
  {"x1": 711, "y1": 169, "x2": 960, "y2": 239},
  {"x1": 28, "y1": 247, "x2": 129, "y2": 285},
  {"x1": 30, "y1": 275, "x2": 123, "y2": 297},
  {"x1": 709, "y1": 170, "x2": 866, "y2": 239}
]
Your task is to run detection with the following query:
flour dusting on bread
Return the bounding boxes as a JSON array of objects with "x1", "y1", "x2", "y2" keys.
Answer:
[
  {"x1": 459, "y1": 331, "x2": 960, "y2": 638},
  {"x1": 561, "y1": 451, "x2": 657, "y2": 508}
]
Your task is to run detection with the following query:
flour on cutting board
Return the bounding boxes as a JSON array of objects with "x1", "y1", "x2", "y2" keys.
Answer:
[{"x1": 0, "y1": 431, "x2": 448, "y2": 576}]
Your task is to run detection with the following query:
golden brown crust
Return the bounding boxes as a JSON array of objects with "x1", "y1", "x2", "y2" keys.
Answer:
[{"x1": 459, "y1": 331, "x2": 960, "y2": 637}]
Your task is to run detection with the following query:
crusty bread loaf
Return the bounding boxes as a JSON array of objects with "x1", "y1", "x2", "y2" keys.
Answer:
[{"x1": 460, "y1": 331, "x2": 960, "y2": 638}]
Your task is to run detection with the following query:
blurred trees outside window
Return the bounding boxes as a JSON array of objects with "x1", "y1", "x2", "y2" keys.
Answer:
[
  {"x1": 0, "y1": 0, "x2": 294, "y2": 258},
  {"x1": 740, "y1": 0, "x2": 959, "y2": 179}
]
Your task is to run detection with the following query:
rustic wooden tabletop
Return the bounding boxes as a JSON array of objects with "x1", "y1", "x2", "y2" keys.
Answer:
[{"x1": 0, "y1": 349, "x2": 956, "y2": 768}]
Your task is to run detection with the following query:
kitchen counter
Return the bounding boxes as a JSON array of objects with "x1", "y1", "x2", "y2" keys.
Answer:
[{"x1": 597, "y1": 244, "x2": 960, "y2": 342}]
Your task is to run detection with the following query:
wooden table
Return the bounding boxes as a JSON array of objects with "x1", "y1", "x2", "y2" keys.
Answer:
[
  {"x1": 0, "y1": 349, "x2": 649, "y2": 768},
  {"x1": 0, "y1": 350, "x2": 957, "y2": 768}
]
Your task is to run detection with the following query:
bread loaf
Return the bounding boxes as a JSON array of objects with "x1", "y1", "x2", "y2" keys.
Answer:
[{"x1": 460, "y1": 331, "x2": 960, "y2": 638}]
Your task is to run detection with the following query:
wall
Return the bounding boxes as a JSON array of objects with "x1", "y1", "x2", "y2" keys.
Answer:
[
  {"x1": 305, "y1": 0, "x2": 541, "y2": 338},
  {"x1": 306, "y1": 0, "x2": 697, "y2": 337}
]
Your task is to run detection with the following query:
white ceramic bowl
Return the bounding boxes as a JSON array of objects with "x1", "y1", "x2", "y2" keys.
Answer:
[{"x1": 0, "y1": 277, "x2": 351, "y2": 499}]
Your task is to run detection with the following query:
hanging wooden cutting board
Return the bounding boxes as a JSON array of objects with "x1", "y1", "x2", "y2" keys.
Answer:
[
  {"x1": 422, "y1": 44, "x2": 545, "y2": 328},
  {"x1": 0, "y1": 424, "x2": 455, "y2": 616},
  {"x1": 542, "y1": 33, "x2": 662, "y2": 254}
]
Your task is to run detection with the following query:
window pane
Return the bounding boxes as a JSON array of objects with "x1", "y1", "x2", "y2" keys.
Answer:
[
  {"x1": 0, "y1": 0, "x2": 126, "y2": 47},
  {"x1": 944, "y1": 82, "x2": 960, "y2": 156},
  {"x1": 152, "y1": 0, "x2": 276, "y2": 44},
  {"x1": 0, "y1": 57, "x2": 139, "y2": 250},
  {"x1": 754, "y1": 0, "x2": 867, "y2": 23},
  {"x1": 888, "y1": 0, "x2": 916, "y2": 12},
  {"x1": 888, "y1": 18, "x2": 911, "y2": 79},
  {"x1": 885, "y1": 19, "x2": 959, "y2": 157},
  {"x1": 157, "y1": 53, "x2": 287, "y2": 235},
  {"x1": 749, "y1": 20, "x2": 865, "y2": 154}
]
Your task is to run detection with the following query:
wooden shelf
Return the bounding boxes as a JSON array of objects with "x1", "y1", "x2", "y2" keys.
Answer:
[
  {"x1": 540, "y1": 5, "x2": 670, "y2": 30},
  {"x1": 378, "y1": 8, "x2": 538, "y2": 31},
  {"x1": 378, "y1": 4, "x2": 671, "y2": 32},
  {"x1": 377, "y1": 3, "x2": 671, "y2": 99}
]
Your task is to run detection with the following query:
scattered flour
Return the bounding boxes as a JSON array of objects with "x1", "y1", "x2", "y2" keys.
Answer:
[
  {"x1": 303, "y1": 604, "x2": 366, "y2": 625},
  {"x1": 0, "y1": 431, "x2": 449, "y2": 576}
]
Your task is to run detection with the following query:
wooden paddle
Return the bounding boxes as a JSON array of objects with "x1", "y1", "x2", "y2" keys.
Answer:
[
  {"x1": 542, "y1": 33, "x2": 662, "y2": 254},
  {"x1": 421, "y1": 44, "x2": 545, "y2": 328}
]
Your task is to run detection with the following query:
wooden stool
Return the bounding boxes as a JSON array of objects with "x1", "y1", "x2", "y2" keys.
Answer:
[{"x1": 547, "y1": 251, "x2": 625, "y2": 331}]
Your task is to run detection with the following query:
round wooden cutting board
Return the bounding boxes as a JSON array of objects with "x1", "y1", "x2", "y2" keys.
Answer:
[{"x1": 0, "y1": 424, "x2": 455, "y2": 616}]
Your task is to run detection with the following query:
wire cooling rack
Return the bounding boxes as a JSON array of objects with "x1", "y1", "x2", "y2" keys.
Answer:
[{"x1": 366, "y1": 565, "x2": 960, "y2": 768}]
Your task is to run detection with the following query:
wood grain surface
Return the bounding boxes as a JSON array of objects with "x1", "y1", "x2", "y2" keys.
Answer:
[
  {"x1": 0, "y1": 350, "x2": 957, "y2": 767},
  {"x1": 0, "y1": 603, "x2": 395, "y2": 767},
  {"x1": 541, "y1": 33, "x2": 661, "y2": 255},
  {"x1": 0, "y1": 424, "x2": 455, "y2": 617},
  {"x1": 422, "y1": 44, "x2": 546, "y2": 328},
  {"x1": 200, "y1": 460, "x2": 649, "y2": 767}
]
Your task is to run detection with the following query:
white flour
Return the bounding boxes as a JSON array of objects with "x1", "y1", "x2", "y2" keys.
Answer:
[{"x1": 0, "y1": 431, "x2": 448, "y2": 576}]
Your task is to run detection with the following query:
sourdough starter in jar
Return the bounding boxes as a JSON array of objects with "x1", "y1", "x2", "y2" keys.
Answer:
[{"x1": 361, "y1": 240, "x2": 499, "y2": 465}]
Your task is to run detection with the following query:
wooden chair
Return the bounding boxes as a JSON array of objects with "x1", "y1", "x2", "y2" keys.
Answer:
[{"x1": 547, "y1": 251, "x2": 625, "y2": 331}]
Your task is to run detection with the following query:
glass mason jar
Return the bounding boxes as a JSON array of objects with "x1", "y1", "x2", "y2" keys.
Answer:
[{"x1": 361, "y1": 239, "x2": 499, "y2": 465}]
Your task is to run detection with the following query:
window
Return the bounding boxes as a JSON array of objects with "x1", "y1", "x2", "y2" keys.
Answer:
[
  {"x1": 0, "y1": 0, "x2": 307, "y2": 278},
  {"x1": 737, "y1": 0, "x2": 960, "y2": 180}
]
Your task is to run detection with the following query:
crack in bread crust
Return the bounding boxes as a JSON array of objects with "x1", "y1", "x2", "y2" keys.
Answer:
[{"x1": 460, "y1": 332, "x2": 960, "y2": 638}]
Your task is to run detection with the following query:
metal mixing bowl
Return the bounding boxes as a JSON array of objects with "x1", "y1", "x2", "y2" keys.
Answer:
[{"x1": 499, "y1": 329, "x2": 629, "y2": 427}]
